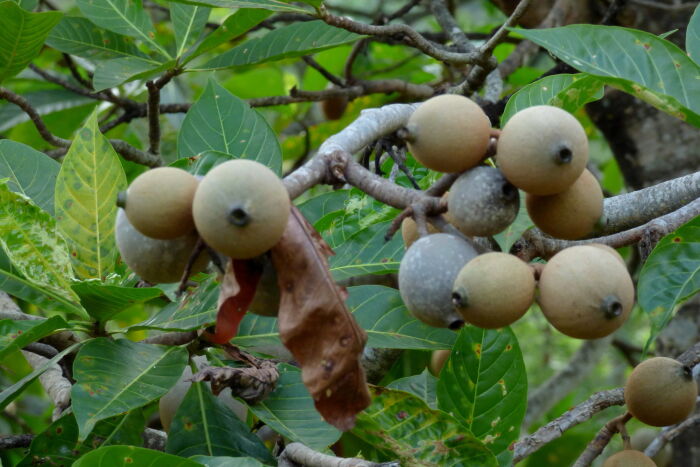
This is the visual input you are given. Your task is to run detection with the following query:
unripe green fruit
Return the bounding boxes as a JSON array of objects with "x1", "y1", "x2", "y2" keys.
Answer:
[
  {"x1": 631, "y1": 428, "x2": 672, "y2": 467},
  {"x1": 526, "y1": 169, "x2": 603, "y2": 240},
  {"x1": 321, "y1": 94, "x2": 348, "y2": 120},
  {"x1": 538, "y1": 245, "x2": 634, "y2": 339},
  {"x1": 115, "y1": 209, "x2": 209, "y2": 283},
  {"x1": 429, "y1": 349, "x2": 451, "y2": 376},
  {"x1": 497, "y1": 105, "x2": 588, "y2": 195},
  {"x1": 603, "y1": 450, "x2": 656, "y2": 467},
  {"x1": 406, "y1": 95, "x2": 491, "y2": 173},
  {"x1": 193, "y1": 160, "x2": 290, "y2": 259},
  {"x1": 448, "y1": 166, "x2": 519, "y2": 236},
  {"x1": 625, "y1": 357, "x2": 698, "y2": 427},
  {"x1": 398, "y1": 233, "x2": 478, "y2": 329},
  {"x1": 123, "y1": 167, "x2": 198, "y2": 239},
  {"x1": 452, "y1": 252, "x2": 535, "y2": 329}
]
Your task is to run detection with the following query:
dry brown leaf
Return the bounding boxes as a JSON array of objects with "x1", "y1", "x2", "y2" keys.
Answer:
[
  {"x1": 271, "y1": 206, "x2": 370, "y2": 431},
  {"x1": 191, "y1": 360, "x2": 279, "y2": 404}
]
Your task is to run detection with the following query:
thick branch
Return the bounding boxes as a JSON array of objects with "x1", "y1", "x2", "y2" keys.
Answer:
[
  {"x1": 21, "y1": 350, "x2": 71, "y2": 419},
  {"x1": 279, "y1": 442, "x2": 399, "y2": 467},
  {"x1": 573, "y1": 412, "x2": 633, "y2": 467},
  {"x1": 0, "y1": 434, "x2": 33, "y2": 449}
]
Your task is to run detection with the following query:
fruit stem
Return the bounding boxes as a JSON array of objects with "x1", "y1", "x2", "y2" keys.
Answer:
[
  {"x1": 227, "y1": 205, "x2": 251, "y2": 227},
  {"x1": 116, "y1": 191, "x2": 127, "y2": 208},
  {"x1": 600, "y1": 295, "x2": 623, "y2": 320},
  {"x1": 553, "y1": 145, "x2": 573, "y2": 165}
]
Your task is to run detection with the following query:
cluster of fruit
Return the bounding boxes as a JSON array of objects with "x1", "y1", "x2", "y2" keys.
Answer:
[{"x1": 115, "y1": 160, "x2": 290, "y2": 285}]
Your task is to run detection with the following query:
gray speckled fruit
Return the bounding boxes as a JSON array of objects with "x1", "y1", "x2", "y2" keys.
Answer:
[
  {"x1": 448, "y1": 166, "x2": 520, "y2": 236},
  {"x1": 116, "y1": 209, "x2": 209, "y2": 284},
  {"x1": 398, "y1": 233, "x2": 478, "y2": 328}
]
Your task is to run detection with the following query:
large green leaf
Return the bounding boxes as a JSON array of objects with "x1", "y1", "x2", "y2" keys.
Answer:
[
  {"x1": 177, "y1": 80, "x2": 282, "y2": 174},
  {"x1": 167, "y1": 0, "x2": 311, "y2": 14},
  {"x1": 72, "y1": 282, "x2": 163, "y2": 322},
  {"x1": 387, "y1": 369, "x2": 439, "y2": 409},
  {"x1": 0, "y1": 316, "x2": 68, "y2": 360},
  {"x1": 247, "y1": 364, "x2": 341, "y2": 450},
  {"x1": 352, "y1": 386, "x2": 497, "y2": 466},
  {"x1": 165, "y1": 382, "x2": 273, "y2": 463},
  {"x1": 687, "y1": 5, "x2": 700, "y2": 64},
  {"x1": 171, "y1": 2, "x2": 210, "y2": 58},
  {"x1": 55, "y1": 111, "x2": 126, "y2": 280},
  {"x1": 18, "y1": 411, "x2": 146, "y2": 466},
  {"x1": 500, "y1": 74, "x2": 604, "y2": 125},
  {"x1": 0, "y1": 342, "x2": 83, "y2": 410},
  {"x1": 75, "y1": 0, "x2": 170, "y2": 58},
  {"x1": 329, "y1": 220, "x2": 403, "y2": 280},
  {"x1": 638, "y1": 216, "x2": 700, "y2": 349},
  {"x1": 46, "y1": 16, "x2": 146, "y2": 60},
  {"x1": 72, "y1": 446, "x2": 202, "y2": 467},
  {"x1": 437, "y1": 327, "x2": 527, "y2": 466},
  {"x1": 0, "y1": 140, "x2": 60, "y2": 215},
  {"x1": 134, "y1": 277, "x2": 217, "y2": 331},
  {"x1": 92, "y1": 56, "x2": 168, "y2": 92},
  {"x1": 0, "y1": 2, "x2": 62, "y2": 82},
  {"x1": 297, "y1": 189, "x2": 349, "y2": 227},
  {"x1": 493, "y1": 194, "x2": 532, "y2": 253},
  {"x1": 201, "y1": 20, "x2": 361, "y2": 70},
  {"x1": 0, "y1": 181, "x2": 79, "y2": 304},
  {"x1": 516, "y1": 25, "x2": 700, "y2": 126},
  {"x1": 72, "y1": 338, "x2": 188, "y2": 439},
  {"x1": 185, "y1": 9, "x2": 272, "y2": 63},
  {"x1": 0, "y1": 249, "x2": 85, "y2": 315},
  {"x1": 0, "y1": 90, "x2": 95, "y2": 136}
]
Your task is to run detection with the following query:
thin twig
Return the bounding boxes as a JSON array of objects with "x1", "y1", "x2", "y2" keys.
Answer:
[
  {"x1": 573, "y1": 412, "x2": 633, "y2": 467},
  {"x1": 0, "y1": 87, "x2": 70, "y2": 147},
  {"x1": 302, "y1": 56, "x2": 344, "y2": 86},
  {"x1": 0, "y1": 434, "x2": 33, "y2": 450},
  {"x1": 646, "y1": 412, "x2": 700, "y2": 457}
]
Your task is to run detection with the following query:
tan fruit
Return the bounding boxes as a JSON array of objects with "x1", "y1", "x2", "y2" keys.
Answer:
[
  {"x1": 625, "y1": 357, "x2": 698, "y2": 427},
  {"x1": 123, "y1": 167, "x2": 198, "y2": 239},
  {"x1": 429, "y1": 349, "x2": 451, "y2": 376},
  {"x1": 193, "y1": 160, "x2": 290, "y2": 259},
  {"x1": 589, "y1": 243, "x2": 626, "y2": 267},
  {"x1": 452, "y1": 252, "x2": 535, "y2": 329},
  {"x1": 631, "y1": 428, "x2": 672, "y2": 467},
  {"x1": 603, "y1": 450, "x2": 657, "y2": 467},
  {"x1": 497, "y1": 105, "x2": 588, "y2": 195},
  {"x1": 115, "y1": 209, "x2": 208, "y2": 284},
  {"x1": 526, "y1": 169, "x2": 603, "y2": 240},
  {"x1": 321, "y1": 94, "x2": 348, "y2": 120},
  {"x1": 401, "y1": 217, "x2": 439, "y2": 248},
  {"x1": 538, "y1": 245, "x2": 634, "y2": 339},
  {"x1": 406, "y1": 94, "x2": 491, "y2": 173},
  {"x1": 448, "y1": 166, "x2": 520, "y2": 236},
  {"x1": 399, "y1": 233, "x2": 478, "y2": 329}
]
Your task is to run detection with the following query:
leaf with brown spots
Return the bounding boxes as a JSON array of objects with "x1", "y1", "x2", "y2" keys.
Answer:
[{"x1": 271, "y1": 206, "x2": 370, "y2": 431}]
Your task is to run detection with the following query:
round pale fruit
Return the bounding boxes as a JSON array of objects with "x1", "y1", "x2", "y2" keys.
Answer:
[
  {"x1": 538, "y1": 245, "x2": 634, "y2": 339},
  {"x1": 123, "y1": 167, "x2": 198, "y2": 239},
  {"x1": 497, "y1": 105, "x2": 588, "y2": 195},
  {"x1": 589, "y1": 243, "x2": 626, "y2": 267},
  {"x1": 448, "y1": 166, "x2": 520, "y2": 236},
  {"x1": 603, "y1": 450, "x2": 656, "y2": 467},
  {"x1": 452, "y1": 252, "x2": 535, "y2": 329},
  {"x1": 406, "y1": 94, "x2": 491, "y2": 173},
  {"x1": 625, "y1": 357, "x2": 698, "y2": 427},
  {"x1": 630, "y1": 428, "x2": 672, "y2": 467},
  {"x1": 399, "y1": 233, "x2": 478, "y2": 329},
  {"x1": 115, "y1": 209, "x2": 208, "y2": 284},
  {"x1": 526, "y1": 169, "x2": 603, "y2": 240},
  {"x1": 401, "y1": 217, "x2": 439, "y2": 248},
  {"x1": 193, "y1": 160, "x2": 290, "y2": 259}
]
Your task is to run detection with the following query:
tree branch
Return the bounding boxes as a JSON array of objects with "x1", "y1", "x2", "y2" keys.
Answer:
[
  {"x1": 21, "y1": 350, "x2": 71, "y2": 420},
  {"x1": 573, "y1": 412, "x2": 633, "y2": 467},
  {"x1": 0, "y1": 87, "x2": 70, "y2": 148},
  {"x1": 279, "y1": 442, "x2": 400, "y2": 467},
  {"x1": 0, "y1": 434, "x2": 33, "y2": 450},
  {"x1": 645, "y1": 411, "x2": 700, "y2": 457}
]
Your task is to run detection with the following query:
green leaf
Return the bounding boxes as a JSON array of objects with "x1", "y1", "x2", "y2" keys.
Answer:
[
  {"x1": 297, "y1": 189, "x2": 349, "y2": 227},
  {"x1": 171, "y1": 2, "x2": 210, "y2": 58},
  {"x1": 18, "y1": 411, "x2": 146, "y2": 466},
  {"x1": 167, "y1": 0, "x2": 311, "y2": 14},
  {"x1": 177, "y1": 80, "x2": 282, "y2": 174},
  {"x1": 72, "y1": 338, "x2": 188, "y2": 439},
  {"x1": 500, "y1": 74, "x2": 604, "y2": 126},
  {"x1": 638, "y1": 216, "x2": 700, "y2": 349},
  {"x1": 189, "y1": 457, "x2": 264, "y2": 467},
  {"x1": 200, "y1": 20, "x2": 361, "y2": 70},
  {"x1": 165, "y1": 382, "x2": 273, "y2": 463},
  {"x1": 0, "y1": 2, "x2": 62, "y2": 82},
  {"x1": 437, "y1": 327, "x2": 527, "y2": 466},
  {"x1": 134, "y1": 276, "x2": 217, "y2": 331},
  {"x1": 0, "y1": 140, "x2": 60, "y2": 215},
  {"x1": 75, "y1": 0, "x2": 170, "y2": 58},
  {"x1": 46, "y1": 16, "x2": 146, "y2": 60},
  {"x1": 185, "y1": 9, "x2": 272, "y2": 63},
  {"x1": 92, "y1": 56, "x2": 168, "y2": 92},
  {"x1": 687, "y1": 5, "x2": 700, "y2": 64},
  {"x1": 0, "y1": 181, "x2": 80, "y2": 304},
  {"x1": 387, "y1": 369, "x2": 439, "y2": 409},
  {"x1": 352, "y1": 386, "x2": 498, "y2": 466},
  {"x1": 247, "y1": 364, "x2": 341, "y2": 450},
  {"x1": 55, "y1": 111, "x2": 127, "y2": 280},
  {"x1": 0, "y1": 316, "x2": 68, "y2": 360},
  {"x1": 14, "y1": 0, "x2": 38, "y2": 10},
  {"x1": 493, "y1": 194, "x2": 532, "y2": 253},
  {"x1": 516, "y1": 25, "x2": 700, "y2": 126},
  {"x1": 0, "y1": 342, "x2": 83, "y2": 410},
  {"x1": 72, "y1": 282, "x2": 163, "y2": 322},
  {"x1": 330, "y1": 220, "x2": 404, "y2": 280},
  {"x1": 72, "y1": 446, "x2": 202, "y2": 467}
]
